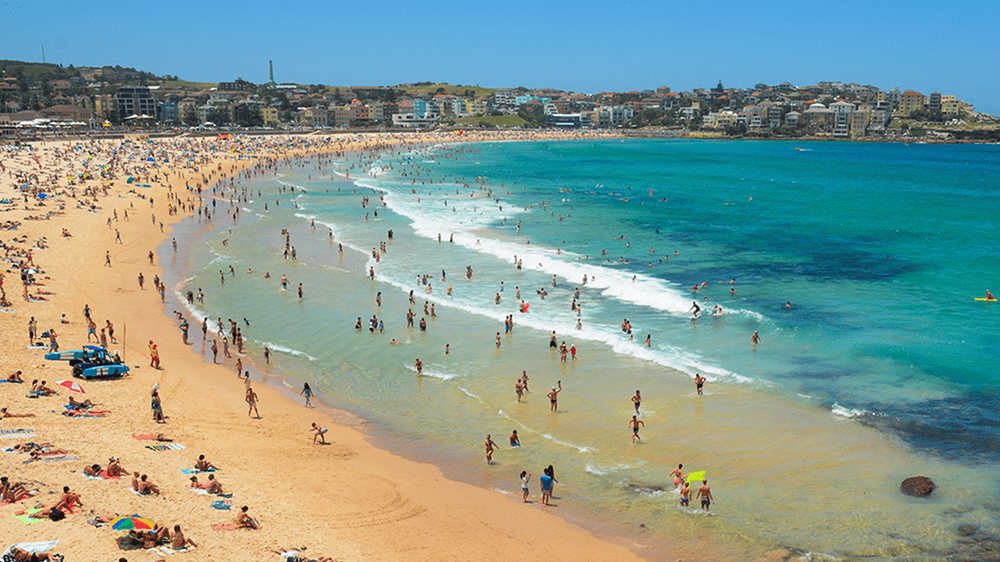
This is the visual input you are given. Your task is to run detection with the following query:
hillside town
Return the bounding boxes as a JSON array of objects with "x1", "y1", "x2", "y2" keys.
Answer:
[{"x1": 1, "y1": 60, "x2": 996, "y2": 140}]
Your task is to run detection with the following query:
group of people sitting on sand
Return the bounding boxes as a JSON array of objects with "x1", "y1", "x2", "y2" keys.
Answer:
[
  {"x1": 83, "y1": 457, "x2": 126, "y2": 478},
  {"x1": 1, "y1": 475, "x2": 33, "y2": 504},
  {"x1": 117, "y1": 523, "x2": 197, "y2": 550},
  {"x1": 189, "y1": 473, "x2": 225, "y2": 495},
  {"x1": 27, "y1": 379, "x2": 56, "y2": 397},
  {"x1": 130, "y1": 472, "x2": 160, "y2": 496}
]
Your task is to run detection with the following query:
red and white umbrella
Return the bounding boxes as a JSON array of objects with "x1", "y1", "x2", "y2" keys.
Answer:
[{"x1": 55, "y1": 379, "x2": 85, "y2": 394}]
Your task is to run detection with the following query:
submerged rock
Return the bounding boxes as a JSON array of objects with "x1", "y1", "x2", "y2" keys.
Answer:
[{"x1": 901, "y1": 476, "x2": 935, "y2": 497}]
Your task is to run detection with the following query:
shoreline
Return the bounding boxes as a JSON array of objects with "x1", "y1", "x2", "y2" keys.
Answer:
[
  {"x1": 161, "y1": 149, "x2": 706, "y2": 561},
  {"x1": 0, "y1": 131, "x2": 655, "y2": 562}
]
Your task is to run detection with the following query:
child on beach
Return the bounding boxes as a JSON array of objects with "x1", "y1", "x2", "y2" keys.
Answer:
[
  {"x1": 301, "y1": 383, "x2": 313, "y2": 407},
  {"x1": 520, "y1": 471, "x2": 531, "y2": 502}
]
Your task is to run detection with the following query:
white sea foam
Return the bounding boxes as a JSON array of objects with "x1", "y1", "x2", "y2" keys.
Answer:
[
  {"x1": 254, "y1": 340, "x2": 318, "y2": 362},
  {"x1": 457, "y1": 386, "x2": 486, "y2": 406},
  {"x1": 404, "y1": 363, "x2": 458, "y2": 380},
  {"x1": 372, "y1": 267, "x2": 750, "y2": 384},
  {"x1": 830, "y1": 403, "x2": 881, "y2": 418}
]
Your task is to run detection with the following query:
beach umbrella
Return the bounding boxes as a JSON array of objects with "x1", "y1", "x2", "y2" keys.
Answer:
[
  {"x1": 54, "y1": 379, "x2": 85, "y2": 394},
  {"x1": 111, "y1": 515, "x2": 156, "y2": 530}
]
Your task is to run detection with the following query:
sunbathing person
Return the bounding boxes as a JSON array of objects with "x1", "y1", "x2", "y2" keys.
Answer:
[
  {"x1": 62, "y1": 408, "x2": 107, "y2": 418},
  {"x1": 1, "y1": 476, "x2": 32, "y2": 503},
  {"x1": 13, "y1": 442, "x2": 67, "y2": 455},
  {"x1": 204, "y1": 474, "x2": 225, "y2": 495},
  {"x1": 236, "y1": 505, "x2": 259, "y2": 529},
  {"x1": 188, "y1": 475, "x2": 206, "y2": 489},
  {"x1": 67, "y1": 396, "x2": 98, "y2": 409},
  {"x1": 10, "y1": 546, "x2": 57, "y2": 560},
  {"x1": 106, "y1": 457, "x2": 126, "y2": 477},
  {"x1": 170, "y1": 524, "x2": 197, "y2": 549},
  {"x1": 137, "y1": 474, "x2": 160, "y2": 495},
  {"x1": 83, "y1": 464, "x2": 103, "y2": 477},
  {"x1": 55, "y1": 486, "x2": 82, "y2": 511},
  {"x1": 26, "y1": 505, "x2": 66, "y2": 520},
  {"x1": 6, "y1": 370, "x2": 24, "y2": 382},
  {"x1": 1, "y1": 407, "x2": 35, "y2": 417},
  {"x1": 195, "y1": 454, "x2": 217, "y2": 472}
]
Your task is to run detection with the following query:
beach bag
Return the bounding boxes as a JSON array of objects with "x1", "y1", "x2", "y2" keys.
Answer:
[{"x1": 49, "y1": 507, "x2": 65, "y2": 521}]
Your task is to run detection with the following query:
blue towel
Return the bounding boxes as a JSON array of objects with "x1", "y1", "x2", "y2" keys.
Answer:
[
  {"x1": 211, "y1": 499, "x2": 232, "y2": 510},
  {"x1": 180, "y1": 468, "x2": 216, "y2": 474}
]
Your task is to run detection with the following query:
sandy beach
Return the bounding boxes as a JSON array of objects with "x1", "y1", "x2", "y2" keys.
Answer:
[{"x1": 0, "y1": 131, "x2": 651, "y2": 562}]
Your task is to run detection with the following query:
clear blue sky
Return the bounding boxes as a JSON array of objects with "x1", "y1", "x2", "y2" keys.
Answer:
[{"x1": 3, "y1": 0, "x2": 998, "y2": 114}]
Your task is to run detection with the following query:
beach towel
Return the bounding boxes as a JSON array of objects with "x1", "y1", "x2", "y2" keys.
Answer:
[
  {"x1": 147, "y1": 545, "x2": 196, "y2": 556},
  {"x1": 129, "y1": 488, "x2": 151, "y2": 497},
  {"x1": 210, "y1": 499, "x2": 232, "y2": 510},
  {"x1": 180, "y1": 468, "x2": 216, "y2": 474},
  {"x1": 186, "y1": 486, "x2": 232, "y2": 498},
  {"x1": 133, "y1": 434, "x2": 171, "y2": 441},
  {"x1": 58, "y1": 409, "x2": 108, "y2": 418},
  {"x1": 2, "y1": 539, "x2": 59, "y2": 555},
  {"x1": 29, "y1": 455, "x2": 80, "y2": 463},
  {"x1": 145, "y1": 443, "x2": 186, "y2": 451},
  {"x1": 0, "y1": 380, "x2": 24, "y2": 383},
  {"x1": 11, "y1": 508, "x2": 45, "y2": 525},
  {"x1": 211, "y1": 523, "x2": 237, "y2": 531},
  {"x1": 0, "y1": 429, "x2": 35, "y2": 440}
]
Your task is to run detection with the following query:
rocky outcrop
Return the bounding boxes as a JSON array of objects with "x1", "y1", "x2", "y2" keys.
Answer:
[{"x1": 900, "y1": 476, "x2": 935, "y2": 497}]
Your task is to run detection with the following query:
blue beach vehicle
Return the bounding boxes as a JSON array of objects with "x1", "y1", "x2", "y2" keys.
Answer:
[{"x1": 44, "y1": 345, "x2": 130, "y2": 380}]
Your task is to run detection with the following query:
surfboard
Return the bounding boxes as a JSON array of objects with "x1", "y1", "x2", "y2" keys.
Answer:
[{"x1": 974, "y1": 298, "x2": 998, "y2": 302}]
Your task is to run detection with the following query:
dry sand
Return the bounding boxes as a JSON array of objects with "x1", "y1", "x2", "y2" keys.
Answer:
[{"x1": 0, "y1": 131, "x2": 646, "y2": 561}]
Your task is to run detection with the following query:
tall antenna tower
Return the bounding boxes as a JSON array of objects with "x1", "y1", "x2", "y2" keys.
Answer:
[
  {"x1": 268, "y1": 60, "x2": 275, "y2": 86},
  {"x1": 41, "y1": 43, "x2": 46, "y2": 64}
]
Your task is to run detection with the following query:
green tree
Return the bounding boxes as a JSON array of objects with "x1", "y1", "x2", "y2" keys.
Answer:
[
  {"x1": 206, "y1": 108, "x2": 229, "y2": 125},
  {"x1": 183, "y1": 106, "x2": 200, "y2": 126}
]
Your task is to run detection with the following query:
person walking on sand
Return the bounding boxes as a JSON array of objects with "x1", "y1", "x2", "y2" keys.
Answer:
[
  {"x1": 484, "y1": 434, "x2": 499, "y2": 464},
  {"x1": 151, "y1": 390, "x2": 164, "y2": 423},
  {"x1": 246, "y1": 387, "x2": 259, "y2": 418},
  {"x1": 547, "y1": 380, "x2": 562, "y2": 412},
  {"x1": 629, "y1": 415, "x2": 645, "y2": 443},
  {"x1": 301, "y1": 383, "x2": 313, "y2": 407},
  {"x1": 149, "y1": 344, "x2": 160, "y2": 369},
  {"x1": 311, "y1": 422, "x2": 327, "y2": 444},
  {"x1": 695, "y1": 373, "x2": 706, "y2": 395},
  {"x1": 697, "y1": 479, "x2": 714, "y2": 512},
  {"x1": 105, "y1": 250, "x2": 111, "y2": 267}
]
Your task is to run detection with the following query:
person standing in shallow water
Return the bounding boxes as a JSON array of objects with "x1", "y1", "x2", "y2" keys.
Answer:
[
  {"x1": 301, "y1": 383, "x2": 313, "y2": 407},
  {"x1": 547, "y1": 381, "x2": 562, "y2": 412},
  {"x1": 631, "y1": 390, "x2": 642, "y2": 413}
]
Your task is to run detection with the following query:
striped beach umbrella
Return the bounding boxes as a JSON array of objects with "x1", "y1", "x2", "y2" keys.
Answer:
[
  {"x1": 111, "y1": 515, "x2": 156, "y2": 530},
  {"x1": 54, "y1": 380, "x2": 85, "y2": 394}
]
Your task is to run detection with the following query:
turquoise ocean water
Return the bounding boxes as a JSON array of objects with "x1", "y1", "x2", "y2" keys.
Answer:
[{"x1": 168, "y1": 139, "x2": 1000, "y2": 560}]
